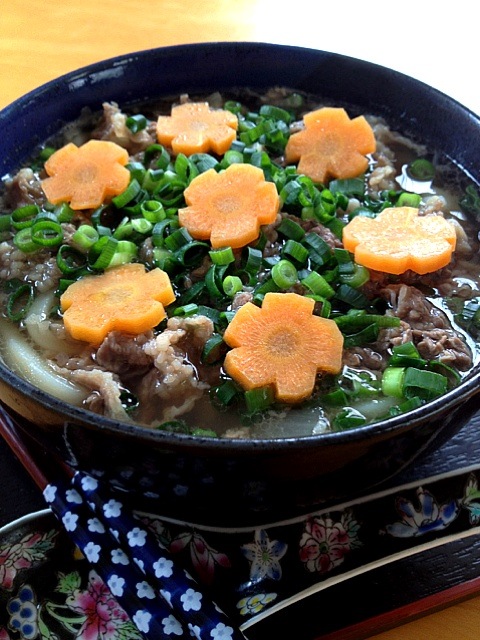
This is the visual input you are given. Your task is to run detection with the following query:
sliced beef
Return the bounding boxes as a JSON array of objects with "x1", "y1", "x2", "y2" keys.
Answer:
[
  {"x1": 137, "y1": 315, "x2": 215, "y2": 424},
  {"x1": 0, "y1": 241, "x2": 61, "y2": 294},
  {"x1": 4, "y1": 168, "x2": 46, "y2": 209},
  {"x1": 382, "y1": 284, "x2": 473, "y2": 370},
  {"x1": 52, "y1": 360, "x2": 131, "y2": 423},
  {"x1": 95, "y1": 331, "x2": 153, "y2": 378},
  {"x1": 91, "y1": 102, "x2": 156, "y2": 155}
]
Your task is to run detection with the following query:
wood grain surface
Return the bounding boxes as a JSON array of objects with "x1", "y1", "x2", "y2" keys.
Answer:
[{"x1": 1, "y1": 1, "x2": 480, "y2": 638}]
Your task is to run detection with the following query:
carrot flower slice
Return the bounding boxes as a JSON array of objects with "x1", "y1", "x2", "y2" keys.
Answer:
[
  {"x1": 41, "y1": 140, "x2": 130, "y2": 210},
  {"x1": 60, "y1": 263, "x2": 175, "y2": 344},
  {"x1": 342, "y1": 206, "x2": 457, "y2": 275},
  {"x1": 156, "y1": 102, "x2": 238, "y2": 156},
  {"x1": 178, "y1": 164, "x2": 280, "y2": 249},
  {"x1": 285, "y1": 107, "x2": 376, "y2": 184},
  {"x1": 223, "y1": 292, "x2": 344, "y2": 403}
]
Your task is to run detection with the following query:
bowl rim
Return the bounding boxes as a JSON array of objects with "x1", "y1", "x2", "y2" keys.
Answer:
[{"x1": 1, "y1": 40, "x2": 480, "y2": 450}]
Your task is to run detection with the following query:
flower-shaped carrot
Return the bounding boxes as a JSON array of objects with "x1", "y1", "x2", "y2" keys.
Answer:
[
  {"x1": 342, "y1": 206, "x2": 457, "y2": 275},
  {"x1": 223, "y1": 292, "x2": 344, "y2": 403},
  {"x1": 156, "y1": 102, "x2": 238, "y2": 156},
  {"x1": 60, "y1": 263, "x2": 175, "y2": 344},
  {"x1": 285, "y1": 107, "x2": 376, "y2": 184},
  {"x1": 178, "y1": 163, "x2": 280, "y2": 249},
  {"x1": 42, "y1": 140, "x2": 130, "y2": 210}
]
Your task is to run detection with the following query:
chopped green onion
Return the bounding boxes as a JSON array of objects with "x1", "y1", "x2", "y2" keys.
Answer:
[
  {"x1": 210, "y1": 380, "x2": 241, "y2": 408},
  {"x1": 176, "y1": 281, "x2": 205, "y2": 307},
  {"x1": 301, "y1": 271, "x2": 335, "y2": 298},
  {"x1": 342, "y1": 323, "x2": 379, "y2": 348},
  {"x1": 6, "y1": 283, "x2": 34, "y2": 322},
  {"x1": 253, "y1": 277, "x2": 280, "y2": 304},
  {"x1": 403, "y1": 367, "x2": 448, "y2": 401},
  {"x1": 348, "y1": 206, "x2": 377, "y2": 221},
  {"x1": 201, "y1": 333, "x2": 228, "y2": 364},
  {"x1": 119, "y1": 388, "x2": 140, "y2": 413},
  {"x1": 155, "y1": 420, "x2": 189, "y2": 433},
  {"x1": 339, "y1": 264, "x2": 370, "y2": 288},
  {"x1": 88, "y1": 236, "x2": 117, "y2": 270},
  {"x1": 0, "y1": 215, "x2": 11, "y2": 233},
  {"x1": 11, "y1": 205, "x2": 39, "y2": 230},
  {"x1": 89, "y1": 236, "x2": 137, "y2": 270},
  {"x1": 224, "y1": 100, "x2": 243, "y2": 114},
  {"x1": 223, "y1": 275, "x2": 243, "y2": 297},
  {"x1": 174, "y1": 241, "x2": 209, "y2": 268},
  {"x1": 388, "y1": 341, "x2": 426, "y2": 368},
  {"x1": 282, "y1": 239, "x2": 309, "y2": 265},
  {"x1": 197, "y1": 305, "x2": 222, "y2": 325},
  {"x1": 325, "y1": 216, "x2": 345, "y2": 239},
  {"x1": 271, "y1": 259, "x2": 298, "y2": 289},
  {"x1": 259, "y1": 104, "x2": 292, "y2": 123},
  {"x1": 140, "y1": 200, "x2": 166, "y2": 223},
  {"x1": 152, "y1": 246, "x2": 180, "y2": 274},
  {"x1": 244, "y1": 385, "x2": 276, "y2": 415},
  {"x1": 382, "y1": 367, "x2": 406, "y2": 398},
  {"x1": 334, "y1": 248, "x2": 354, "y2": 274},
  {"x1": 332, "y1": 407, "x2": 367, "y2": 431},
  {"x1": 277, "y1": 217, "x2": 305, "y2": 241},
  {"x1": 407, "y1": 158, "x2": 435, "y2": 181},
  {"x1": 205, "y1": 265, "x2": 226, "y2": 300},
  {"x1": 334, "y1": 284, "x2": 369, "y2": 308},
  {"x1": 329, "y1": 178, "x2": 365, "y2": 198},
  {"x1": 57, "y1": 245, "x2": 89, "y2": 275},
  {"x1": 107, "y1": 240, "x2": 138, "y2": 267},
  {"x1": 127, "y1": 161, "x2": 147, "y2": 184},
  {"x1": 221, "y1": 150, "x2": 244, "y2": 167},
  {"x1": 143, "y1": 143, "x2": 170, "y2": 169},
  {"x1": 174, "y1": 153, "x2": 200, "y2": 184},
  {"x1": 209, "y1": 246, "x2": 235, "y2": 266},
  {"x1": 427, "y1": 360, "x2": 461, "y2": 386},
  {"x1": 39, "y1": 146, "x2": 56, "y2": 162},
  {"x1": 173, "y1": 303, "x2": 199, "y2": 317},
  {"x1": 305, "y1": 294, "x2": 332, "y2": 318},
  {"x1": 460, "y1": 184, "x2": 480, "y2": 216},
  {"x1": 56, "y1": 278, "x2": 75, "y2": 295},
  {"x1": 397, "y1": 192, "x2": 422, "y2": 207},
  {"x1": 31, "y1": 219, "x2": 63, "y2": 247},
  {"x1": 322, "y1": 388, "x2": 349, "y2": 406},
  {"x1": 131, "y1": 218, "x2": 153, "y2": 235},
  {"x1": 242, "y1": 246, "x2": 262, "y2": 276},
  {"x1": 151, "y1": 219, "x2": 178, "y2": 247},
  {"x1": 112, "y1": 179, "x2": 142, "y2": 208},
  {"x1": 191, "y1": 428, "x2": 217, "y2": 438},
  {"x1": 112, "y1": 217, "x2": 133, "y2": 240},
  {"x1": 190, "y1": 153, "x2": 220, "y2": 174},
  {"x1": 302, "y1": 232, "x2": 332, "y2": 265},
  {"x1": 164, "y1": 227, "x2": 193, "y2": 251},
  {"x1": 54, "y1": 202, "x2": 75, "y2": 223},
  {"x1": 335, "y1": 313, "x2": 401, "y2": 332},
  {"x1": 387, "y1": 396, "x2": 423, "y2": 417},
  {"x1": 125, "y1": 113, "x2": 147, "y2": 133},
  {"x1": 13, "y1": 228, "x2": 38, "y2": 253}
]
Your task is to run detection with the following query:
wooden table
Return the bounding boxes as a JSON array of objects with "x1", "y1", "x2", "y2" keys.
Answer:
[{"x1": 2, "y1": 1, "x2": 480, "y2": 638}]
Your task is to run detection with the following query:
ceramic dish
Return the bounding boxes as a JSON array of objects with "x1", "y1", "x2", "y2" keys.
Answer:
[
  {"x1": 1, "y1": 42, "x2": 480, "y2": 528},
  {"x1": 2, "y1": 453, "x2": 480, "y2": 640}
]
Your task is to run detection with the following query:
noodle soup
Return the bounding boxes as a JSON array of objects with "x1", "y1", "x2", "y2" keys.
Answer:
[{"x1": 1, "y1": 88, "x2": 480, "y2": 439}]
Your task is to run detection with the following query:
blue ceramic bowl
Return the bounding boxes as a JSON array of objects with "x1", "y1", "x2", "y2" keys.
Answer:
[{"x1": 1, "y1": 42, "x2": 480, "y2": 527}]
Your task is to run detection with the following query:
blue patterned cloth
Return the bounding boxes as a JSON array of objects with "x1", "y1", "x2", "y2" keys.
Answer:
[{"x1": 43, "y1": 470, "x2": 245, "y2": 640}]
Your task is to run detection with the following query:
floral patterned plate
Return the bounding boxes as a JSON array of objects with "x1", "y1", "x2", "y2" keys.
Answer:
[{"x1": 3, "y1": 451, "x2": 480, "y2": 640}]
